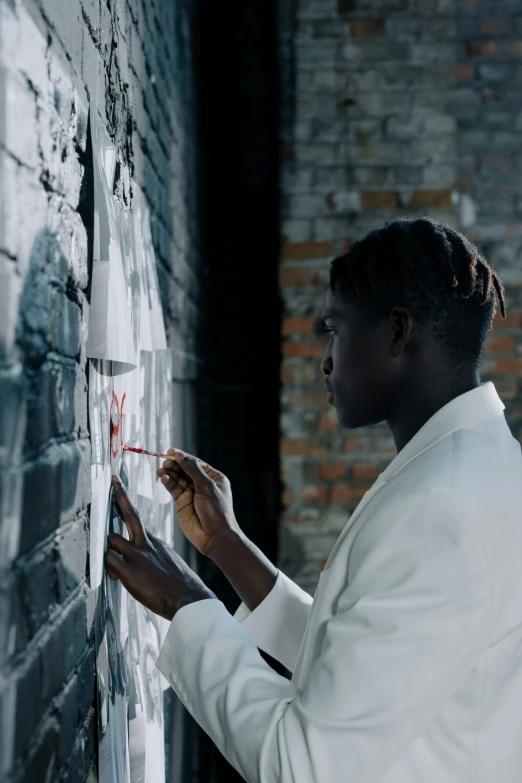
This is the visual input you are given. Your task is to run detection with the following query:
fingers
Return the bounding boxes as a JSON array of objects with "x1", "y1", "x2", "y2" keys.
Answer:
[
  {"x1": 111, "y1": 475, "x2": 148, "y2": 547},
  {"x1": 157, "y1": 459, "x2": 191, "y2": 495},
  {"x1": 171, "y1": 452, "x2": 213, "y2": 486},
  {"x1": 104, "y1": 549, "x2": 133, "y2": 582},
  {"x1": 107, "y1": 532, "x2": 137, "y2": 562},
  {"x1": 167, "y1": 448, "x2": 209, "y2": 470}
]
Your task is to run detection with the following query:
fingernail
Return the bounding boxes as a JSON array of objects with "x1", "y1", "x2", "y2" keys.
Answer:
[{"x1": 161, "y1": 475, "x2": 169, "y2": 483}]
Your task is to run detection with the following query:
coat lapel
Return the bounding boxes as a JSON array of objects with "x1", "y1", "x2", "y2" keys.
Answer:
[{"x1": 322, "y1": 478, "x2": 388, "y2": 570}]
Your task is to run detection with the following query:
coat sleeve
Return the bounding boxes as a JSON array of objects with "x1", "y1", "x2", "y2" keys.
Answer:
[
  {"x1": 156, "y1": 490, "x2": 494, "y2": 783},
  {"x1": 231, "y1": 568, "x2": 313, "y2": 672}
]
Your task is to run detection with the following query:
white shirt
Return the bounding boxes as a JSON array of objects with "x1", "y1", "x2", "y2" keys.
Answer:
[{"x1": 156, "y1": 381, "x2": 522, "y2": 783}]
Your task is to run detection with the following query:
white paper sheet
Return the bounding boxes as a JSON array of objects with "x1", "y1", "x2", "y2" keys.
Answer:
[{"x1": 86, "y1": 112, "x2": 137, "y2": 370}]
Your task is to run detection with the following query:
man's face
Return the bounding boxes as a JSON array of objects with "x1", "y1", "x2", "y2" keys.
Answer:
[{"x1": 320, "y1": 288, "x2": 396, "y2": 430}]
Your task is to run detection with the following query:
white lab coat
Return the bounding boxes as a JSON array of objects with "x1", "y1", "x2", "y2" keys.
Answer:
[{"x1": 156, "y1": 381, "x2": 522, "y2": 782}]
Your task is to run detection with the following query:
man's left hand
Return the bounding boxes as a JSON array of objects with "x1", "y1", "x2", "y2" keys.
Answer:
[{"x1": 104, "y1": 474, "x2": 216, "y2": 620}]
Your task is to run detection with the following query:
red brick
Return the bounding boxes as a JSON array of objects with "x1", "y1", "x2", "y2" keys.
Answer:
[
  {"x1": 411, "y1": 189, "x2": 453, "y2": 209},
  {"x1": 343, "y1": 437, "x2": 365, "y2": 453},
  {"x1": 511, "y1": 41, "x2": 522, "y2": 58},
  {"x1": 340, "y1": 238, "x2": 354, "y2": 253},
  {"x1": 301, "y1": 485, "x2": 329, "y2": 503},
  {"x1": 485, "y1": 334, "x2": 515, "y2": 353},
  {"x1": 493, "y1": 310, "x2": 522, "y2": 329},
  {"x1": 331, "y1": 484, "x2": 368, "y2": 504},
  {"x1": 467, "y1": 41, "x2": 500, "y2": 57},
  {"x1": 350, "y1": 18, "x2": 384, "y2": 39},
  {"x1": 279, "y1": 267, "x2": 311, "y2": 287},
  {"x1": 361, "y1": 191, "x2": 399, "y2": 210},
  {"x1": 280, "y1": 362, "x2": 298, "y2": 382},
  {"x1": 454, "y1": 63, "x2": 475, "y2": 81},
  {"x1": 298, "y1": 390, "x2": 330, "y2": 406},
  {"x1": 319, "y1": 411, "x2": 338, "y2": 431},
  {"x1": 494, "y1": 377, "x2": 518, "y2": 400},
  {"x1": 352, "y1": 464, "x2": 381, "y2": 480},
  {"x1": 282, "y1": 340, "x2": 326, "y2": 358},
  {"x1": 282, "y1": 486, "x2": 293, "y2": 505},
  {"x1": 489, "y1": 358, "x2": 522, "y2": 375},
  {"x1": 481, "y1": 18, "x2": 509, "y2": 35},
  {"x1": 481, "y1": 153, "x2": 510, "y2": 173},
  {"x1": 318, "y1": 461, "x2": 347, "y2": 480},
  {"x1": 281, "y1": 438, "x2": 329, "y2": 456},
  {"x1": 281, "y1": 241, "x2": 334, "y2": 260},
  {"x1": 282, "y1": 316, "x2": 315, "y2": 335}
]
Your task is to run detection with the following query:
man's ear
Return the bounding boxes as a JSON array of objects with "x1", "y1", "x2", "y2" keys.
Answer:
[{"x1": 389, "y1": 307, "x2": 414, "y2": 358}]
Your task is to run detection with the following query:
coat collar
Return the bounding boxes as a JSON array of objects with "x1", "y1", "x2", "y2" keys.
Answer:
[
  {"x1": 378, "y1": 381, "x2": 505, "y2": 485},
  {"x1": 324, "y1": 382, "x2": 505, "y2": 570}
]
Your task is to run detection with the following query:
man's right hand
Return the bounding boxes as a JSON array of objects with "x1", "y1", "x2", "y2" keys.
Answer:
[{"x1": 157, "y1": 448, "x2": 243, "y2": 556}]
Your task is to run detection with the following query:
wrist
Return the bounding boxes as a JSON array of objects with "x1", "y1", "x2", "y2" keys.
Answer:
[{"x1": 205, "y1": 528, "x2": 248, "y2": 565}]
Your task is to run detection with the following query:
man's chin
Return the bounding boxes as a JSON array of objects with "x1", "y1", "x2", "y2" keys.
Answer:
[{"x1": 336, "y1": 407, "x2": 370, "y2": 430}]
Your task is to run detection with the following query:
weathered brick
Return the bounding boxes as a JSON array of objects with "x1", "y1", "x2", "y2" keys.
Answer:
[
  {"x1": 282, "y1": 339, "x2": 327, "y2": 358},
  {"x1": 493, "y1": 309, "x2": 522, "y2": 328},
  {"x1": 280, "y1": 267, "x2": 312, "y2": 286},
  {"x1": 455, "y1": 63, "x2": 475, "y2": 80},
  {"x1": 467, "y1": 40, "x2": 500, "y2": 57},
  {"x1": 281, "y1": 437, "x2": 330, "y2": 457},
  {"x1": 19, "y1": 546, "x2": 58, "y2": 639},
  {"x1": 343, "y1": 436, "x2": 366, "y2": 453},
  {"x1": 361, "y1": 191, "x2": 400, "y2": 210},
  {"x1": 319, "y1": 410, "x2": 338, "y2": 431},
  {"x1": 489, "y1": 358, "x2": 522, "y2": 374},
  {"x1": 55, "y1": 518, "x2": 88, "y2": 602},
  {"x1": 410, "y1": 189, "x2": 453, "y2": 208},
  {"x1": 281, "y1": 241, "x2": 334, "y2": 260},
  {"x1": 318, "y1": 461, "x2": 347, "y2": 480},
  {"x1": 282, "y1": 316, "x2": 315, "y2": 335},
  {"x1": 349, "y1": 19, "x2": 384, "y2": 38},
  {"x1": 301, "y1": 484, "x2": 329, "y2": 503},
  {"x1": 282, "y1": 486, "x2": 293, "y2": 505},
  {"x1": 331, "y1": 483, "x2": 369, "y2": 504},
  {"x1": 485, "y1": 334, "x2": 515, "y2": 353},
  {"x1": 352, "y1": 464, "x2": 382, "y2": 480},
  {"x1": 20, "y1": 718, "x2": 60, "y2": 783}
]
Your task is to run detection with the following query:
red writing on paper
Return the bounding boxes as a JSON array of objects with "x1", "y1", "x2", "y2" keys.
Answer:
[{"x1": 110, "y1": 391, "x2": 126, "y2": 458}]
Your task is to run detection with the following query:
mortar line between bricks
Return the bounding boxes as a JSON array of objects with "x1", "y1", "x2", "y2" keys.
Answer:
[
  {"x1": 61, "y1": 705, "x2": 97, "y2": 778},
  {"x1": 9, "y1": 643, "x2": 96, "y2": 783},
  {"x1": 23, "y1": 434, "x2": 91, "y2": 469},
  {"x1": 0, "y1": 579, "x2": 88, "y2": 688},
  {"x1": 4, "y1": 511, "x2": 90, "y2": 580}
]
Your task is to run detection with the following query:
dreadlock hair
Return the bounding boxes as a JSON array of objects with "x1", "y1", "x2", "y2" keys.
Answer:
[{"x1": 328, "y1": 217, "x2": 506, "y2": 369}]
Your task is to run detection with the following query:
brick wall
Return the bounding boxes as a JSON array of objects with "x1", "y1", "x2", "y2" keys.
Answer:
[
  {"x1": 277, "y1": 0, "x2": 522, "y2": 594},
  {"x1": 0, "y1": 0, "x2": 199, "y2": 780}
]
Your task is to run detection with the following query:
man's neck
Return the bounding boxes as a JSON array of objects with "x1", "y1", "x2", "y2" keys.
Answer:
[{"x1": 387, "y1": 374, "x2": 480, "y2": 454}]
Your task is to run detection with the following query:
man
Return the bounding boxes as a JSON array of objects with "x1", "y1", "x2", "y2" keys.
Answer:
[{"x1": 105, "y1": 217, "x2": 522, "y2": 782}]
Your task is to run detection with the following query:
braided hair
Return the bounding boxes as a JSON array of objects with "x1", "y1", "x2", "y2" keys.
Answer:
[{"x1": 328, "y1": 217, "x2": 506, "y2": 367}]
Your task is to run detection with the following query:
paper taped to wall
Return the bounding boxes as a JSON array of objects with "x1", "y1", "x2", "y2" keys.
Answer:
[{"x1": 88, "y1": 106, "x2": 174, "y2": 783}]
